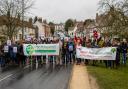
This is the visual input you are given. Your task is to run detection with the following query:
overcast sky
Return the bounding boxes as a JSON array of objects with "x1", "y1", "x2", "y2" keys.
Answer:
[{"x1": 31, "y1": 0, "x2": 100, "y2": 23}]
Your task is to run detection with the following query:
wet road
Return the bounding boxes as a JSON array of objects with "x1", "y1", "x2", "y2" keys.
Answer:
[{"x1": 0, "y1": 64, "x2": 73, "y2": 89}]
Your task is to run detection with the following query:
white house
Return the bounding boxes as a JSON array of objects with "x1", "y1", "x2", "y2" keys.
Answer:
[
  {"x1": 68, "y1": 27, "x2": 76, "y2": 38},
  {"x1": 54, "y1": 23, "x2": 65, "y2": 33},
  {"x1": 68, "y1": 22, "x2": 85, "y2": 38},
  {"x1": 33, "y1": 17, "x2": 51, "y2": 39},
  {"x1": 33, "y1": 17, "x2": 45, "y2": 39}
]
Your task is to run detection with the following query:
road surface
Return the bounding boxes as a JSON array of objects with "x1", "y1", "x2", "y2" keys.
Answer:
[{"x1": 0, "y1": 64, "x2": 72, "y2": 89}]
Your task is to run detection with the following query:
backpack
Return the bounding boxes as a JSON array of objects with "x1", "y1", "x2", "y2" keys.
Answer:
[{"x1": 68, "y1": 43, "x2": 73, "y2": 51}]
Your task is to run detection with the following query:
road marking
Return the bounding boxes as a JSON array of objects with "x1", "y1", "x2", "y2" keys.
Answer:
[
  {"x1": 0, "y1": 65, "x2": 30, "y2": 83},
  {"x1": 23, "y1": 65, "x2": 30, "y2": 69},
  {"x1": 0, "y1": 74, "x2": 13, "y2": 82}
]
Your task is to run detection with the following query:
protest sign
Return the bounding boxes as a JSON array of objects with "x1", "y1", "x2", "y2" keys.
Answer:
[
  {"x1": 4, "y1": 46, "x2": 9, "y2": 53},
  {"x1": 13, "y1": 47, "x2": 17, "y2": 53},
  {"x1": 7, "y1": 40, "x2": 11, "y2": 46}
]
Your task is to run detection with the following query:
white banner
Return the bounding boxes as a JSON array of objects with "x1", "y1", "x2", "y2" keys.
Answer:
[
  {"x1": 76, "y1": 47, "x2": 117, "y2": 60},
  {"x1": 23, "y1": 44, "x2": 59, "y2": 56}
]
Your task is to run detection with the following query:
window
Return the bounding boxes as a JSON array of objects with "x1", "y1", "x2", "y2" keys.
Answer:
[
  {"x1": 19, "y1": 34, "x2": 22, "y2": 39},
  {"x1": 25, "y1": 35, "x2": 27, "y2": 39},
  {"x1": 15, "y1": 35, "x2": 17, "y2": 39},
  {"x1": 25, "y1": 29, "x2": 27, "y2": 32},
  {"x1": 32, "y1": 29, "x2": 34, "y2": 33}
]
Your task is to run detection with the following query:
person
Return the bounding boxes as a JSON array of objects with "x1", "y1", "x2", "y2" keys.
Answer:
[
  {"x1": 59, "y1": 39, "x2": 63, "y2": 65},
  {"x1": 121, "y1": 39, "x2": 127, "y2": 65},
  {"x1": 62, "y1": 38, "x2": 69, "y2": 64},
  {"x1": 48, "y1": 39, "x2": 54, "y2": 63},
  {"x1": 68, "y1": 39, "x2": 75, "y2": 63},
  {"x1": 104, "y1": 39, "x2": 112, "y2": 68},
  {"x1": 82, "y1": 37, "x2": 86, "y2": 47},
  {"x1": 8, "y1": 44, "x2": 14, "y2": 64},
  {"x1": 0, "y1": 45, "x2": 5, "y2": 68},
  {"x1": 76, "y1": 38, "x2": 82, "y2": 65},
  {"x1": 12, "y1": 42, "x2": 18, "y2": 64},
  {"x1": 85, "y1": 39, "x2": 92, "y2": 65},
  {"x1": 42, "y1": 38, "x2": 47, "y2": 63},
  {"x1": 98, "y1": 38, "x2": 105, "y2": 48},
  {"x1": 115, "y1": 40, "x2": 121, "y2": 68},
  {"x1": 3, "y1": 43, "x2": 10, "y2": 65},
  {"x1": 18, "y1": 42, "x2": 26, "y2": 67},
  {"x1": 53, "y1": 38, "x2": 59, "y2": 64}
]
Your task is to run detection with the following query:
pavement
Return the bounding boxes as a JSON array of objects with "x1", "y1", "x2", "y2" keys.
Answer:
[
  {"x1": 69, "y1": 64, "x2": 91, "y2": 89},
  {"x1": 0, "y1": 64, "x2": 73, "y2": 89}
]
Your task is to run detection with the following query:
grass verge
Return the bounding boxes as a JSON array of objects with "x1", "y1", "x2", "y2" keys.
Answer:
[{"x1": 87, "y1": 63, "x2": 128, "y2": 89}]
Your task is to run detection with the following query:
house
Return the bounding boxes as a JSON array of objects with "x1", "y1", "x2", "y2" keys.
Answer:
[
  {"x1": 84, "y1": 19, "x2": 96, "y2": 38},
  {"x1": 0, "y1": 15, "x2": 36, "y2": 42},
  {"x1": 33, "y1": 17, "x2": 51, "y2": 39},
  {"x1": 68, "y1": 27, "x2": 74, "y2": 37},
  {"x1": 68, "y1": 27, "x2": 75, "y2": 38},
  {"x1": 54, "y1": 23, "x2": 65, "y2": 38},
  {"x1": 43, "y1": 23, "x2": 51, "y2": 37},
  {"x1": 14, "y1": 18, "x2": 36, "y2": 41},
  {"x1": 68, "y1": 21, "x2": 85, "y2": 38},
  {"x1": 54, "y1": 23, "x2": 65, "y2": 33},
  {"x1": 75, "y1": 21, "x2": 85, "y2": 37}
]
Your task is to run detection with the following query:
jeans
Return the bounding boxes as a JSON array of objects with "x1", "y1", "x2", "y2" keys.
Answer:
[
  {"x1": 105, "y1": 60, "x2": 114, "y2": 68},
  {"x1": 69, "y1": 51, "x2": 73, "y2": 63},
  {"x1": 62, "y1": 51, "x2": 69, "y2": 64},
  {"x1": 13, "y1": 53, "x2": 18, "y2": 64},
  {"x1": 0, "y1": 57, "x2": 5, "y2": 67},
  {"x1": 122, "y1": 53, "x2": 127, "y2": 65}
]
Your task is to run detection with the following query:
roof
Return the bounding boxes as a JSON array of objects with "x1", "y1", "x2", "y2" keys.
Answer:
[{"x1": 0, "y1": 15, "x2": 35, "y2": 29}]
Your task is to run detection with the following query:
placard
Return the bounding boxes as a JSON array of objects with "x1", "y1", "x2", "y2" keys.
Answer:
[
  {"x1": 7, "y1": 40, "x2": 11, "y2": 46},
  {"x1": 13, "y1": 47, "x2": 17, "y2": 53},
  {"x1": 4, "y1": 46, "x2": 9, "y2": 52}
]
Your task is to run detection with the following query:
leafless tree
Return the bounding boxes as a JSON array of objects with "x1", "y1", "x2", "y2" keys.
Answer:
[
  {"x1": 98, "y1": 0, "x2": 128, "y2": 38},
  {"x1": 0, "y1": 0, "x2": 34, "y2": 40}
]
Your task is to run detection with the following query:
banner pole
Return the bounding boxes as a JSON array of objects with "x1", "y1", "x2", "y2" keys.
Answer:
[
  {"x1": 46, "y1": 55, "x2": 48, "y2": 64},
  {"x1": 53, "y1": 56, "x2": 55, "y2": 64},
  {"x1": 30, "y1": 56, "x2": 32, "y2": 67},
  {"x1": 36, "y1": 56, "x2": 38, "y2": 69},
  {"x1": 65, "y1": 56, "x2": 66, "y2": 65}
]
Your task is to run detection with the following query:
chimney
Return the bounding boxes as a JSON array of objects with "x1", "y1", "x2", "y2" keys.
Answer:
[
  {"x1": 38, "y1": 17, "x2": 42, "y2": 23},
  {"x1": 29, "y1": 18, "x2": 32, "y2": 24},
  {"x1": 96, "y1": 13, "x2": 98, "y2": 23},
  {"x1": 43, "y1": 20, "x2": 47, "y2": 24}
]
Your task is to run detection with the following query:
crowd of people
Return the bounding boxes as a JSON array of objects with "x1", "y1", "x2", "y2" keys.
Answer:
[
  {"x1": 0, "y1": 36, "x2": 128, "y2": 69},
  {"x1": 74, "y1": 36, "x2": 128, "y2": 68},
  {"x1": 0, "y1": 38, "x2": 60, "y2": 68}
]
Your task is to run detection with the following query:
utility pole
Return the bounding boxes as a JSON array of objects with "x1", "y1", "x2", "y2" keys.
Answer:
[{"x1": 22, "y1": 0, "x2": 24, "y2": 40}]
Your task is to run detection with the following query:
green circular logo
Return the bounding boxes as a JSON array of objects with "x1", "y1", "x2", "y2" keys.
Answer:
[
  {"x1": 111, "y1": 48, "x2": 116, "y2": 53},
  {"x1": 26, "y1": 45, "x2": 34, "y2": 55}
]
